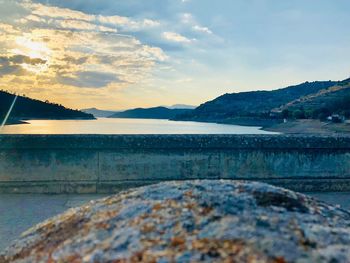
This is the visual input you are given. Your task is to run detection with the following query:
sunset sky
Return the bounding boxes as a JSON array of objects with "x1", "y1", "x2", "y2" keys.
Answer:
[{"x1": 0, "y1": 0, "x2": 349, "y2": 110}]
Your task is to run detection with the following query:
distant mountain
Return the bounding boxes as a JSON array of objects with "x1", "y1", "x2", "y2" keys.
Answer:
[
  {"x1": 82, "y1": 108, "x2": 119, "y2": 118},
  {"x1": 83, "y1": 105, "x2": 195, "y2": 118},
  {"x1": 174, "y1": 80, "x2": 344, "y2": 122},
  {"x1": 108, "y1": 106, "x2": 192, "y2": 119},
  {"x1": 0, "y1": 90, "x2": 94, "y2": 123},
  {"x1": 168, "y1": 104, "x2": 197, "y2": 109}
]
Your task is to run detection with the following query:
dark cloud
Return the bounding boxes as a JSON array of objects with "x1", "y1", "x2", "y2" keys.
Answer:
[
  {"x1": 0, "y1": 63, "x2": 24, "y2": 76},
  {"x1": 9, "y1": 55, "x2": 46, "y2": 65},
  {"x1": 57, "y1": 71, "x2": 122, "y2": 88},
  {"x1": 0, "y1": 54, "x2": 46, "y2": 76},
  {"x1": 0, "y1": 55, "x2": 46, "y2": 65},
  {"x1": 62, "y1": 55, "x2": 89, "y2": 65}
]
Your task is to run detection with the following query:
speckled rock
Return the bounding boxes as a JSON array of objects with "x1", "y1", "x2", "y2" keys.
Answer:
[{"x1": 1, "y1": 180, "x2": 350, "y2": 263}]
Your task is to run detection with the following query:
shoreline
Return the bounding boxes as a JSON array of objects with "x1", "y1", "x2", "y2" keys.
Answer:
[
  {"x1": 3, "y1": 119, "x2": 29, "y2": 126},
  {"x1": 174, "y1": 117, "x2": 350, "y2": 135},
  {"x1": 263, "y1": 119, "x2": 350, "y2": 134},
  {"x1": 172, "y1": 117, "x2": 280, "y2": 129},
  {"x1": 3, "y1": 117, "x2": 96, "y2": 126}
]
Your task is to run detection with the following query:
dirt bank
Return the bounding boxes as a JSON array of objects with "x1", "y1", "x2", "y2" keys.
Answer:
[{"x1": 264, "y1": 119, "x2": 350, "y2": 134}]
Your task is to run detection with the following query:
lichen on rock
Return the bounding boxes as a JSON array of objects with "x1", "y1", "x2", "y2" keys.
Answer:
[{"x1": 1, "y1": 180, "x2": 350, "y2": 262}]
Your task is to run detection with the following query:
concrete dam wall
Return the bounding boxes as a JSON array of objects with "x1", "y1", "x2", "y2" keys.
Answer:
[{"x1": 0, "y1": 135, "x2": 350, "y2": 193}]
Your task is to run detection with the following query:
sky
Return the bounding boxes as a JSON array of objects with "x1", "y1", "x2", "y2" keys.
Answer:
[{"x1": 0, "y1": 0, "x2": 349, "y2": 110}]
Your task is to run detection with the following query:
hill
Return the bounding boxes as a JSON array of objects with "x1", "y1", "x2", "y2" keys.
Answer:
[
  {"x1": 174, "y1": 80, "x2": 344, "y2": 122},
  {"x1": 108, "y1": 106, "x2": 191, "y2": 119},
  {"x1": 0, "y1": 90, "x2": 94, "y2": 124},
  {"x1": 82, "y1": 108, "x2": 119, "y2": 118},
  {"x1": 275, "y1": 79, "x2": 350, "y2": 119}
]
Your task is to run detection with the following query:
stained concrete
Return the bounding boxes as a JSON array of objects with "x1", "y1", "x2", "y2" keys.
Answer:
[{"x1": 1, "y1": 135, "x2": 350, "y2": 193}]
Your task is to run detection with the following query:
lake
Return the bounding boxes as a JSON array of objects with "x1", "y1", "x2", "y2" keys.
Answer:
[{"x1": 1, "y1": 118, "x2": 278, "y2": 134}]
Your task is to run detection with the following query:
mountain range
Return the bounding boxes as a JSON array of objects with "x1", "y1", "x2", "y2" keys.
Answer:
[
  {"x1": 82, "y1": 104, "x2": 196, "y2": 118},
  {"x1": 82, "y1": 108, "x2": 119, "y2": 118},
  {"x1": 2, "y1": 77, "x2": 350, "y2": 125},
  {"x1": 108, "y1": 107, "x2": 191, "y2": 119}
]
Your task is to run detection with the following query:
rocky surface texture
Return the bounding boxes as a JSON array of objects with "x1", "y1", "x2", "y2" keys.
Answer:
[{"x1": 1, "y1": 180, "x2": 350, "y2": 263}]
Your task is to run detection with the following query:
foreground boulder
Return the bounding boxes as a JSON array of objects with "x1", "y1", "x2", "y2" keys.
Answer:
[{"x1": 1, "y1": 180, "x2": 350, "y2": 263}]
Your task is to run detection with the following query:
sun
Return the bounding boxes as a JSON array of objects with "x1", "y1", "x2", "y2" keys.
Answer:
[
  {"x1": 13, "y1": 36, "x2": 51, "y2": 74},
  {"x1": 15, "y1": 36, "x2": 50, "y2": 59}
]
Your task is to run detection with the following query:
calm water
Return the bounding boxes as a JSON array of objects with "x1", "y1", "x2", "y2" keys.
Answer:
[{"x1": 1, "y1": 118, "x2": 278, "y2": 134}]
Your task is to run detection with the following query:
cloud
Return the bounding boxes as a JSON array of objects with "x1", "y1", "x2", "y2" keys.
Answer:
[
  {"x1": 163, "y1": 32, "x2": 192, "y2": 43},
  {"x1": 58, "y1": 71, "x2": 121, "y2": 88},
  {"x1": 0, "y1": 0, "x2": 167, "y2": 90},
  {"x1": 179, "y1": 13, "x2": 213, "y2": 36},
  {"x1": 0, "y1": 0, "x2": 226, "y2": 110},
  {"x1": 0, "y1": 63, "x2": 24, "y2": 76},
  {"x1": 98, "y1": 16, "x2": 160, "y2": 31},
  {"x1": 27, "y1": 2, "x2": 95, "y2": 21},
  {"x1": 0, "y1": 54, "x2": 46, "y2": 65},
  {"x1": 52, "y1": 19, "x2": 116, "y2": 33},
  {"x1": 192, "y1": 25, "x2": 212, "y2": 34},
  {"x1": 0, "y1": 54, "x2": 46, "y2": 76},
  {"x1": 0, "y1": 23, "x2": 18, "y2": 34},
  {"x1": 21, "y1": 2, "x2": 160, "y2": 33},
  {"x1": 180, "y1": 13, "x2": 194, "y2": 24}
]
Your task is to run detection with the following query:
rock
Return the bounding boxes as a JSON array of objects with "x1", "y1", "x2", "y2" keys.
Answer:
[{"x1": 1, "y1": 180, "x2": 350, "y2": 263}]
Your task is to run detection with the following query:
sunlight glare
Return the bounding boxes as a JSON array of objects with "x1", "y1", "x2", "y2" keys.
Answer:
[
  {"x1": 15, "y1": 37, "x2": 50, "y2": 59},
  {"x1": 13, "y1": 36, "x2": 51, "y2": 74}
]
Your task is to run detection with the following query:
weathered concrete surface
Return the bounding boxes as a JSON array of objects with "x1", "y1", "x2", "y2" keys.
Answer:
[
  {"x1": 1, "y1": 181, "x2": 350, "y2": 262},
  {"x1": 1, "y1": 192, "x2": 349, "y2": 254},
  {"x1": 1, "y1": 135, "x2": 350, "y2": 193}
]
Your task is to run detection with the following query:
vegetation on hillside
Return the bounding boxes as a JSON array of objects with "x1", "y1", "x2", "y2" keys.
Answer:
[
  {"x1": 0, "y1": 90, "x2": 94, "y2": 122},
  {"x1": 174, "y1": 79, "x2": 349, "y2": 122},
  {"x1": 277, "y1": 80, "x2": 350, "y2": 120}
]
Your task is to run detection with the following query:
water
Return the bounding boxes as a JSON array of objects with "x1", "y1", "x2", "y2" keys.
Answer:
[
  {"x1": 0, "y1": 194, "x2": 106, "y2": 252},
  {"x1": 0, "y1": 192, "x2": 349, "y2": 252},
  {"x1": 1, "y1": 118, "x2": 278, "y2": 134}
]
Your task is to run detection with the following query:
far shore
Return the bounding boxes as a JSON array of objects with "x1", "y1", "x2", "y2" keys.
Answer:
[
  {"x1": 174, "y1": 117, "x2": 350, "y2": 135},
  {"x1": 3, "y1": 119, "x2": 29, "y2": 126},
  {"x1": 220, "y1": 118, "x2": 350, "y2": 135},
  {"x1": 263, "y1": 119, "x2": 350, "y2": 135}
]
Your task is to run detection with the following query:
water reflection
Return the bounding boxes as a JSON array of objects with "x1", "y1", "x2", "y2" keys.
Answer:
[{"x1": 1, "y1": 118, "x2": 279, "y2": 135}]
